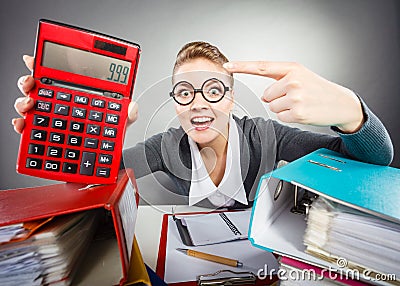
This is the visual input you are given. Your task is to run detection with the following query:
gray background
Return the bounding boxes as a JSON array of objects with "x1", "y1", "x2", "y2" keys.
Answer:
[{"x1": 0, "y1": 1, "x2": 399, "y2": 202}]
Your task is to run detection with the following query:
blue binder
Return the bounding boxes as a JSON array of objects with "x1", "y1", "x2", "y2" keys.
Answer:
[
  {"x1": 267, "y1": 148, "x2": 400, "y2": 223},
  {"x1": 248, "y1": 148, "x2": 400, "y2": 283}
]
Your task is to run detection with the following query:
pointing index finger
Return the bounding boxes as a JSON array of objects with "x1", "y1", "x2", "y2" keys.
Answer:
[{"x1": 223, "y1": 61, "x2": 294, "y2": 80}]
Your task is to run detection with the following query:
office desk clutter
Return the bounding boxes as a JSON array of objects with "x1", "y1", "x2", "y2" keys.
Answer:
[
  {"x1": 249, "y1": 148, "x2": 400, "y2": 285},
  {"x1": 0, "y1": 170, "x2": 147, "y2": 286},
  {"x1": 0, "y1": 211, "x2": 100, "y2": 286},
  {"x1": 157, "y1": 210, "x2": 279, "y2": 285}
]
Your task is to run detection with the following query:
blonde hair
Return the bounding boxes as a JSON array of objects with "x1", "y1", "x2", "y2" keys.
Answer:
[{"x1": 173, "y1": 41, "x2": 233, "y2": 86}]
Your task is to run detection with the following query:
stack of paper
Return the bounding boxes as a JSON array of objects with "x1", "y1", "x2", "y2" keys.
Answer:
[
  {"x1": 304, "y1": 197, "x2": 400, "y2": 283},
  {"x1": 0, "y1": 210, "x2": 99, "y2": 286},
  {"x1": 0, "y1": 223, "x2": 25, "y2": 243}
]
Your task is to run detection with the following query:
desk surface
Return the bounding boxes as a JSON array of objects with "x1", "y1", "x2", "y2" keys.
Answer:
[{"x1": 71, "y1": 205, "x2": 208, "y2": 285}]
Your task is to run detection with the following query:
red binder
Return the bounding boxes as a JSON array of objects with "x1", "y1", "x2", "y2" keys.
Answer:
[{"x1": 0, "y1": 169, "x2": 139, "y2": 285}]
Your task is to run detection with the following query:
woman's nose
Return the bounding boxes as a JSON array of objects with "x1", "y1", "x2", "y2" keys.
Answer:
[{"x1": 190, "y1": 91, "x2": 209, "y2": 110}]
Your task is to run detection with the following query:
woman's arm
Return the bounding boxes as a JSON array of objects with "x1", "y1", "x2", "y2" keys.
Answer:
[
  {"x1": 224, "y1": 61, "x2": 393, "y2": 165},
  {"x1": 271, "y1": 98, "x2": 393, "y2": 165}
]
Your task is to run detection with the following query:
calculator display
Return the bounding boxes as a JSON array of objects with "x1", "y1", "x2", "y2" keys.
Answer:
[{"x1": 42, "y1": 41, "x2": 132, "y2": 85}]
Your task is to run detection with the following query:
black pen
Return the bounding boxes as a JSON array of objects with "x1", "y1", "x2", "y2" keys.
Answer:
[{"x1": 177, "y1": 248, "x2": 243, "y2": 267}]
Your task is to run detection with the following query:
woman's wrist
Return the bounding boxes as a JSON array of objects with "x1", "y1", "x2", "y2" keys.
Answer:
[{"x1": 334, "y1": 89, "x2": 365, "y2": 134}]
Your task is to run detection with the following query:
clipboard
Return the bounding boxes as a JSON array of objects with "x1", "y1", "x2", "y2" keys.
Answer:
[
  {"x1": 249, "y1": 148, "x2": 400, "y2": 284},
  {"x1": 0, "y1": 169, "x2": 147, "y2": 285},
  {"x1": 156, "y1": 211, "x2": 279, "y2": 286},
  {"x1": 197, "y1": 270, "x2": 257, "y2": 285}
]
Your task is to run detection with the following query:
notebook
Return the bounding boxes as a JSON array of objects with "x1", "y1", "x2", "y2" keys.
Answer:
[{"x1": 175, "y1": 210, "x2": 251, "y2": 246}]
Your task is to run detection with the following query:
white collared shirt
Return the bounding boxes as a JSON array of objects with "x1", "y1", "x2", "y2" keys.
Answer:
[{"x1": 188, "y1": 115, "x2": 248, "y2": 207}]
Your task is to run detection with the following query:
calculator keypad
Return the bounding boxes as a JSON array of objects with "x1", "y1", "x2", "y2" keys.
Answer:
[{"x1": 19, "y1": 85, "x2": 127, "y2": 183}]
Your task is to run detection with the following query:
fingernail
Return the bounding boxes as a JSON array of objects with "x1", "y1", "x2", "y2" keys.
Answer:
[
  {"x1": 18, "y1": 76, "x2": 27, "y2": 86},
  {"x1": 223, "y1": 62, "x2": 235, "y2": 69},
  {"x1": 25, "y1": 97, "x2": 32, "y2": 104}
]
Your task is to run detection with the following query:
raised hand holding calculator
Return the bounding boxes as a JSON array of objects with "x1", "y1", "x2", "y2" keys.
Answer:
[{"x1": 16, "y1": 19, "x2": 141, "y2": 184}]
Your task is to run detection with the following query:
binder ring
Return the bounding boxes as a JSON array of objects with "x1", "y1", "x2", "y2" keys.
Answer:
[{"x1": 273, "y1": 180, "x2": 283, "y2": 201}]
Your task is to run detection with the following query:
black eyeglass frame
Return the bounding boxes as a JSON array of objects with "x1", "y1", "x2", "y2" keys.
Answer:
[{"x1": 169, "y1": 78, "x2": 231, "y2": 106}]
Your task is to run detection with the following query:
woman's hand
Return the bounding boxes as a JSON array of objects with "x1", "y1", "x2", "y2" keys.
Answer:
[
  {"x1": 224, "y1": 61, "x2": 364, "y2": 133},
  {"x1": 13, "y1": 55, "x2": 35, "y2": 134},
  {"x1": 12, "y1": 55, "x2": 139, "y2": 134},
  {"x1": 127, "y1": 101, "x2": 138, "y2": 127}
]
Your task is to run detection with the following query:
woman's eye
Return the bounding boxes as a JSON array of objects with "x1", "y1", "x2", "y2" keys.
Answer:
[
  {"x1": 179, "y1": 90, "x2": 191, "y2": 97},
  {"x1": 208, "y1": 88, "x2": 222, "y2": 96}
]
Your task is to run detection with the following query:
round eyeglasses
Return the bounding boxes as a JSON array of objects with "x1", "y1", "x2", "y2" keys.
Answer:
[{"x1": 169, "y1": 78, "x2": 230, "y2": 106}]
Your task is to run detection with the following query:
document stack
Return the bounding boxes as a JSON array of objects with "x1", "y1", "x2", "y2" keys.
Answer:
[
  {"x1": 0, "y1": 210, "x2": 99, "y2": 286},
  {"x1": 249, "y1": 149, "x2": 400, "y2": 286},
  {"x1": 303, "y1": 197, "x2": 400, "y2": 285}
]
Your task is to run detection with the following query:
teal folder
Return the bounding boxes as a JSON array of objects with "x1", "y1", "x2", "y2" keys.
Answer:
[
  {"x1": 269, "y1": 148, "x2": 400, "y2": 223},
  {"x1": 248, "y1": 148, "x2": 400, "y2": 282}
]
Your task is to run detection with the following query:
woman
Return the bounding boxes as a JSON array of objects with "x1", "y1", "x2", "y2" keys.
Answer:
[{"x1": 13, "y1": 41, "x2": 393, "y2": 209}]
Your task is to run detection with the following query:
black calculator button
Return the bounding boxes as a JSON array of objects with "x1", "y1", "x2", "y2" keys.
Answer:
[
  {"x1": 100, "y1": 141, "x2": 115, "y2": 151},
  {"x1": 105, "y1": 114, "x2": 119, "y2": 125},
  {"x1": 49, "y1": 132, "x2": 65, "y2": 144},
  {"x1": 96, "y1": 167, "x2": 110, "y2": 178},
  {"x1": 65, "y1": 149, "x2": 80, "y2": 160},
  {"x1": 26, "y1": 158, "x2": 42, "y2": 169},
  {"x1": 33, "y1": 115, "x2": 49, "y2": 127},
  {"x1": 44, "y1": 160, "x2": 60, "y2": 172},
  {"x1": 62, "y1": 162, "x2": 78, "y2": 174},
  {"x1": 84, "y1": 138, "x2": 99, "y2": 149},
  {"x1": 56, "y1": 92, "x2": 72, "y2": 102},
  {"x1": 28, "y1": 144, "x2": 45, "y2": 155},
  {"x1": 72, "y1": 107, "x2": 87, "y2": 119},
  {"x1": 35, "y1": 100, "x2": 52, "y2": 113},
  {"x1": 67, "y1": 135, "x2": 82, "y2": 146},
  {"x1": 38, "y1": 88, "x2": 54, "y2": 98},
  {"x1": 88, "y1": 110, "x2": 103, "y2": 122},
  {"x1": 31, "y1": 129, "x2": 47, "y2": 141},
  {"x1": 103, "y1": 127, "x2": 117, "y2": 138},
  {"x1": 108, "y1": 102, "x2": 121, "y2": 111},
  {"x1": 70, "y1": 121, "x2": 85, "y2": 133},
  {"x1": 80, "y1": 152, "x2": 96, "y2": 176},
  {"x1": 87, "y1": 124, "x2": 101, "y2": 135},
  {"x1": 54, "y1": 104, "x2": 70, "y2": 116},
  {"x1": 47, "y1": 146, "x2": 63, "y2": 158},
  {"x1": 91, "y1": 98, "x2": 105, "y2": 108},
  {"x1": 52, "y1": 118, "x2": 67, "y2": 130},
  {"x1": 74, "y1": 95, "x2": 89, "y2": 105},
  {"x1": 98, "y1": 154, "x2": 112, "y2": 165}
]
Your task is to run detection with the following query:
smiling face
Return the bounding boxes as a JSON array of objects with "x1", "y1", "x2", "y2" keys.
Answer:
[{"x1": 173, "y1": 58, "x2": 234, "y2": 148}]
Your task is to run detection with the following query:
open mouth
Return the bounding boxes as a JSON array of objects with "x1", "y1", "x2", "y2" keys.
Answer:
[{"x1": 190, "y1": 116, "x2": 215, "y2": 131}]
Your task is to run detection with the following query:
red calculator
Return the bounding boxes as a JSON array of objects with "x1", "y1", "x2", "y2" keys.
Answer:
[{"x1": 16, "y1": 19, "x2": 141, "y2": 184}]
